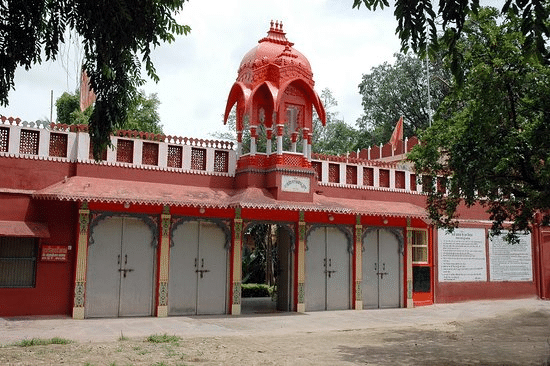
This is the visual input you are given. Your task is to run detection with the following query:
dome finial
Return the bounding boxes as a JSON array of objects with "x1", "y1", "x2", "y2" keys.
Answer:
[{"x1": 270, "y1": 20, "x2": 274, "y2": 30}]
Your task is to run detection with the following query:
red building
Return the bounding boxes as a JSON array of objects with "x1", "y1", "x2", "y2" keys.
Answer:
[{"x1": 1, "y1": 22, "x2": 548, "y2": 318}]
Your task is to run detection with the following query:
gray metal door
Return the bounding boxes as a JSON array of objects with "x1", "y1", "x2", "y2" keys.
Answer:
[
  {"x1": 86, "y1": 216, "x2": 155, "y2": 318},
  {"x1": 169, "y1": 220, "x2": 227, "y2": 315},
  {"x1": 362, "y1": 228, "x2": 401, "y2": 309},
  {"x1": 305, "y1": 226, "x2": 350, "y2": 311}
]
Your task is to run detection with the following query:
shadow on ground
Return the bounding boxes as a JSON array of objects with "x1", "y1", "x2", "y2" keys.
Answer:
[{"x1": 337, "y1": 310, "x2": 550, "y2": 366}]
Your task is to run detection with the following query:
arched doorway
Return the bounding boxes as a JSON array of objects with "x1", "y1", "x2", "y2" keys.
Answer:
[
  {"x1": 168, "y1": 219, "x2": 229, "y2": 315},
  {"x1": 85, "y1": 215, "x2": 156, "y2": 318},
  {"x1": 305, "y1": 225, "x2": 351, "y2": 311},
  {"x1": 362, "y1": 227, "x2": 404, "y2": 309},
  {"x1": 241, "y1": 222, "x2": 295, "y2": 314}
]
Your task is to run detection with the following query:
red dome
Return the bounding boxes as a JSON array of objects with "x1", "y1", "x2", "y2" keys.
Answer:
[{"x1": 237, "y1": 21, "x2": 312, "y2": 82}]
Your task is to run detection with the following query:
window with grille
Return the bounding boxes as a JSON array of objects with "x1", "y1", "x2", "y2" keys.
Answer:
[
  {"x1": 346, "y1": 165, "x2": 357, "y2": 185},
  {"x1": 49, "y1": 133, "x2": 68, "y2": 158},
  {"x1": 116, "y1": 139, "x2": 134, "y2": 163},
  {"x1": 214, "y1": 150, "x2": 229, "y2": 172},
  {"x1": 142, "y1": 142, "x2": 159, "y2": 166},
  {"x1": 191, "y1": 148, "x2": 206, "y2": 170},
  {"x1": 410, "y1": 173, "x2": 417, "y2": 191},
  {"x1": 363, "y1": 167, "x2": 374, "y2": 186},
  {"x1": 0, "y1": 237, "x2": 38, "y2": 288},
  {"x1": 312, "y1": 161, "x2": 322, "y2": 181},
  {"x1": 379, "y1": 169, "x2": 390, "y2": 187},
  {"x1": 411, "y1": 229, "x2": 429, "y2": 264},
  {"x1": 0, "y1": 127, "x2": 9, "y2": 152},
  {"x1": 167, "y1": 145, "x2": 183, "y2": 168},
  {"x1": 19, "y1": 129, "x2": 40, "y2": 155},
  {"x1": 328, "y1": 163, "x2": 340, "y2": 183},
  {"x1": 395, "y1": 171, "x2": 405, "y2": 189}
]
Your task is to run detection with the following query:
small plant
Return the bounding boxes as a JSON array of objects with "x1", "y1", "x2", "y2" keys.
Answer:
[
  {"x1": 15, "y1": 337, "x2": 73, "y2": 347},
  {"x1": 118, "y1": 331, "x2": 129, "y2": 341},
  {"x1": 146, "y1": 334, "x2": 181, "y2": 344}
]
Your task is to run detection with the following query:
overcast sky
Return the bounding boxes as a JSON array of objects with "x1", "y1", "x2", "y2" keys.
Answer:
[{"x1": 0, "y1": 0, "x2": 404, "y2": 140}]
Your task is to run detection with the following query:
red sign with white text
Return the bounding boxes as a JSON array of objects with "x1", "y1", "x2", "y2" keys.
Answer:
[{"x1": 41, "y1": 245, "x2": 68, "y2": 262}]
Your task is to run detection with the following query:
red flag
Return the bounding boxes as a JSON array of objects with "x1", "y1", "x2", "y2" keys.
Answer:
[
  {"x1": 389, "y1": 116, "x2": 403, "y2": 152},
  {"x1": 80, "y1": 69, "x2": 96, "y2": 111}
]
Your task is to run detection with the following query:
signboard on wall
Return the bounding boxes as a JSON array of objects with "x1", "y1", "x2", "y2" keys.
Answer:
[
  {"x1": 41, "y1": 245, "x2": 68, "y2": 262},
  {"x1": 438, "y1": 228, "x2": 487, "y2": 282},
  {"x1": 489, "y1": 232, "x2": 532, "y2": 282},
  {"x1": 281, "y1": 175, "x2": 310, "y2": 193}
]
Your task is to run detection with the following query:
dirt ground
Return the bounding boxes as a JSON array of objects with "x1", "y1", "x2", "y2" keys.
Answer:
[{"x1": 1, "y1": 308, "x2": 549, "y2": 366}]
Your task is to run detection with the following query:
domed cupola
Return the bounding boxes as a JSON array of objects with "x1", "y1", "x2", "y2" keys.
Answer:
[{"x1": 224, "y1": 21, "x2": 326, "y2": 164}]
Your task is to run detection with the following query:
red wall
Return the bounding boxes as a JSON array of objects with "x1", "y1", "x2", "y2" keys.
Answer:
[
  {"x1": 0, "y1": 200, "x2": 77, "y2": 316},
  {"x1": 539, "y1": 230, "x2": 550, "y2": 299}
]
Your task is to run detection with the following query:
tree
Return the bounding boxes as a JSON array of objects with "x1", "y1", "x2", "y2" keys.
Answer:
[
  {"x1": 55, "y1": 92, "x2": 80, "y2": 126},
  {"x1": 1, "y1": 1, "x2": 190, "y2": 157},
  {"x1": 55, "y1": 90, "x2": 163, "y2": 133},
  {"x1": 356, "y1": 53, "x2": 450, "y2": 147},
  {"x1": 352, "y1": 0, "x2": 549, "y2": 84},
  {"x1": 312, "y1": 88, "x2": 359, "y2": 155},
  {"x1": 408, "y1": 7, "x2": 550, "y2": 241}
]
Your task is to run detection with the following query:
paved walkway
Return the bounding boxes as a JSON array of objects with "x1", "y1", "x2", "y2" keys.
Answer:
[{"x1": 1, "y1": 298, "x2": 548, "y2": 345}]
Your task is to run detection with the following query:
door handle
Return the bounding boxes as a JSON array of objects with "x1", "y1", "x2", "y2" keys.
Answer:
[
  {"x1": 325, "y1": 269, "x2": 337, "y2": 278},
  {"x1": 118, "y1": 268, "x2": 134, "y2": 278},
  {"x1": 117, "y1": 255, "x2": 120, "y2": 265},
  {"x1": 195, "y1": 269, "x2": 211, "y2": 278},
  {"x1": 125, "y1": 254, "x2": 128, "y2": 265}
]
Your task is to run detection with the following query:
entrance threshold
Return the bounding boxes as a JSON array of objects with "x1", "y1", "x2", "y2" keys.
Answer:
[{"x1": 241, "y1": 297, "x2": 278, "y2": 314}]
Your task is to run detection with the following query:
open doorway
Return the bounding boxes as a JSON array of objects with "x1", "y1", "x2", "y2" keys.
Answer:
[{"x1": 241, "y1": 223, "x2": 294, "y2": 314}]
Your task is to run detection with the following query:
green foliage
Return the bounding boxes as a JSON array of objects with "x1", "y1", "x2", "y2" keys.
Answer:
[
  {"x1": 56, "y1": 92, "x2": 80, "y2": 125},
  {"x1": 14, "y1": 337, "x2": 73, "y2": 347},
  {"x1": 54, "y1": 90, "x2": 163, "y2": 134},
  {"x1": 146, "y1": 334, "x2": 181, "y2": 344},
  {"x1": 0, "y1": 0, "x2": 190, "y2": 159},
  {"x1": 408, "y1": 8, "x2": 550, "y2": 240},
  {"x1": 352, "y1": 0, "x2": 550, "y2": 84},
  {"x1": 242, "y1": 224, "x2": 270, "y2": 284},
  {"x1": 356, "y1": 53, "x2": 450, "y2": 147},
  {"x1": 313, "y1": 88, "x2": 359, "y2": 155},
  {"x1": 241, "y1": 283, "x2": 273, "y2": 298},
  {"x1": 125, "y1": 91, "x2": 163, "y2": 134}
]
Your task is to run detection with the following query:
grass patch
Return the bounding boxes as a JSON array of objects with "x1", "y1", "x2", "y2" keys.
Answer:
[
  {"x1": 146, "y1": 334, "x2": 181, "y2": 344},
  {"x1": 14, "y1": 337, "x2": 73, "y2": 347}
]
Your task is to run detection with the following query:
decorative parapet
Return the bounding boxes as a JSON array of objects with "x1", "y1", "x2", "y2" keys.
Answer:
[
  {"x1": 1, "y1": 115, "x2": 424, "y2": 195},
  {"x1": 0, "y1": 116, "x2": 236, "y2": 176}
]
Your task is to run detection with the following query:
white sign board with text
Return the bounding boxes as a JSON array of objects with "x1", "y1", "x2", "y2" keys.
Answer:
[
  {"x1": 281, "y1": 175, "x2": 310, "y2": 193},
  {"x1": 489, "y1": 231, "x2": 532, "y2": 282},
  {"x1": 438, "y1": 228, "x2": 487, "y2": 282}
]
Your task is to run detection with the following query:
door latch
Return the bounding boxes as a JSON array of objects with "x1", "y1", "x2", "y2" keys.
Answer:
[{"x1": 118, "y1": 268, "x2": 135, "y2": 278}]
